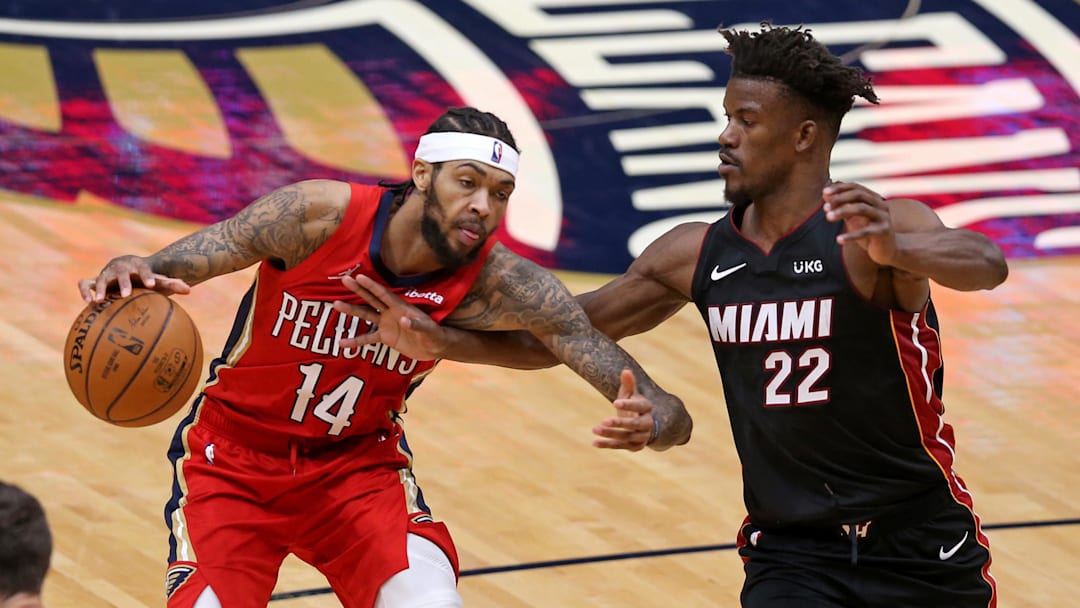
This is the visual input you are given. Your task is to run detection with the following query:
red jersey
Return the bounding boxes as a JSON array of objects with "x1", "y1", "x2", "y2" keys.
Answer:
[{"x1": 198, "y1": 183, "x2": 494, "y2": 444}]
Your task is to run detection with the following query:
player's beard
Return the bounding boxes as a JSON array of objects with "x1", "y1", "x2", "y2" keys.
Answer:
[
  {"x1": 724, "y1": 183, "x2": 752, "y2": 210},
  {"x1": 725, "y1": 163, "x2": 791, "y2": 210},
  {"x1": 420, "y1": 187, "x2": 484, "y2": 271}
]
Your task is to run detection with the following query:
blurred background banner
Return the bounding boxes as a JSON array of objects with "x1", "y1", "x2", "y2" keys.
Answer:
[{"x1": 0, "y1": 0, "x2": 1077, "y2": 273}]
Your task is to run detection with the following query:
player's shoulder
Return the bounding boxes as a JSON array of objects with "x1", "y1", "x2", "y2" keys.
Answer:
[
  {"x1": 482, "y1": 241, "x2": 541, "y2": 275},
  {"x1": 636, "y1": 221, "x2": 711, "y2": 265},
  {"x1": 474, "y1": 242, "x2": 567, "y2": 294},
  {"x1": 619, "y1": 221, "x2": 711, "y2": 292},
  {"x1": 667, "y1": 221, "x2": 712, "y2": 243},
  {"x1": 291, "y1": 179, "x2": 355, "y2": 206}
]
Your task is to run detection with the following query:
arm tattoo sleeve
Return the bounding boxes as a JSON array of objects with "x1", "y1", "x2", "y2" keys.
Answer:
[
  {"x1": 448, "y1": 245, "x2": 692, "y2": 448},
  {"x1": 451, "y1": 247, "x2": 662, "y2": 398},
  {"x1": 147, "y1": 183, "x2": 342, "y2": 283}
]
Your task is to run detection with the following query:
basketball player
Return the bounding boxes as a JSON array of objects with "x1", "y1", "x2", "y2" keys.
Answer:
[
  {"x1": 77, "y1": 107, "x2": 692, "y2": 608},
  {"x1": 339, "y1": 25, "x2": 1009, "y2": 607},
  {"x1": 0, "y1": 481, "x2": 52, "y2": 608}
]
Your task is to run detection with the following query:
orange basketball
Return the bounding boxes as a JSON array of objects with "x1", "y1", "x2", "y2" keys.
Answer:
[{"x1": 63, "y1": 288, "x2": 204, "y2": 427}]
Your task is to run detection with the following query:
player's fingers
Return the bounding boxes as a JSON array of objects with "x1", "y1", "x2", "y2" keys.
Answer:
[
  {"x1": 340, "y1": 275, "x2": 385, "y2": 310},
  {"x1": 823, "y1": 180, "x2": 881, "y2": 198},
  {"x1": 337, "y1": 321, "x2": 383, "y2": 348},
  {"x1": 613, "y1": 396, "x2": 653, "y2": 417},
  {"x1": 837, "y1": 224, "x2": 891, "y2": 243},
  {"x1": 115, "y1": 271, "x2": 136, "y2": 298},
  {"x1": 156, "y1": 276, "x2": 191, "y2": 295},
  {"x1": 596, "y1": 415, "x2": 653, "y2": 434},
  {"x1": 592, "y1": 422, "x2": 650, "y2": 451},
  {"x1": 354, "y1": 274, "x2": 404, "y2": 309},
  {"x1": 130, "y1": 259, "x2": 157, "y2": 290},
  {"x1": 592, "y1": 438, "x2": 646, "y2": 452},
  {"x1": 617, "y1": 368, "x2": 636, "y2": 400},
  {"x1": 338, "y1": 332, "x2": 381, "y2": 349},
  {"x1": 332, "y1": 300, "x2": 380, "y2": 323},
  {"x1": 823, "y1": 187, "x2": 885, "y2": 210},
  {"x1": 825, "y1": 202, "x2": 886, "y2": 222},
  {"x1": 78, "y1": 278, "x2": 96, "y2": 303},
  {"x1": 400, "y1": 313, "x2": 436, "y2": 334},
  {"x1": 341, "y1": 276, "x2": 391, "y2": 313},
  {"x1": 92, "y1": 273, "x2": 114, "y2": 302}
]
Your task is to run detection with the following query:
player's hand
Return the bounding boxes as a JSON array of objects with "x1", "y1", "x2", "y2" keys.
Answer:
[
  {"x1": 333, "y1": 274, "x2": 447, "y2": 361},
  {"x1": 592, "y1": 369, "x2": 656, "y2": 452},
  {"x1": 823, "y1": 181, "x2": 898, "y2": 266},
  {"x1": 78, "y1": 255, "x2": 192, "y2": 303}
]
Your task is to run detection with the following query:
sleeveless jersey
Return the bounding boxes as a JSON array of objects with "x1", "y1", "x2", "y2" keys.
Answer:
[
  {"x1": 691, "y1": 205, "x2": 958, "y2": 528},
  {"x1": 198, "y1": 182, "x2": 494, "y2": 444}
]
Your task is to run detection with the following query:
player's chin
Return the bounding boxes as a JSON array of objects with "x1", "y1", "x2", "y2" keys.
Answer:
[{"x1": 724, "y1": 184, "x2": 753, "y2": 209}]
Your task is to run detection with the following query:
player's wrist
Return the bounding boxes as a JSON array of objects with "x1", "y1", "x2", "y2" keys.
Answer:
[{"x1": 647, "y1": 416, "x2": 661, "y2": 446}]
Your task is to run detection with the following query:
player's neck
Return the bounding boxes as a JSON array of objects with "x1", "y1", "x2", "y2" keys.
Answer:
[{"x1": 741, "y1": 175, "x2": 829, "y2": 253}]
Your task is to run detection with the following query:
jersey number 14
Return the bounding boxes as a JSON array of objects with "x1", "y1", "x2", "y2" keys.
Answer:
[{"x1": 290, "y1": 362, "x2": 364, "y2": 435}]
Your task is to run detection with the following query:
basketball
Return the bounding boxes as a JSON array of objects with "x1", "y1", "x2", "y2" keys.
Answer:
[{"x1": 63, "y1": 289, "x2": 204, "y2": 427}]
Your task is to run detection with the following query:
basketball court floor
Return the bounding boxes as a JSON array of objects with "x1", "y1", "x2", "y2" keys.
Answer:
[{"x1": 2, "y1": 191, "x2": 1078, "y2": 607}]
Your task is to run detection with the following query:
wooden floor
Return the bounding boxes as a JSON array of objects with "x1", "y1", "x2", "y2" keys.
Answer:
[{"x1": 2, "y1": 189, "x2": 1079, "y2": 607}]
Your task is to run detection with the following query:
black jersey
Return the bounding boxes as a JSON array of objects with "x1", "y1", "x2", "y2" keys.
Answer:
[{"x1": 691, "y1": 205, "x2": 963, "y2": 528}]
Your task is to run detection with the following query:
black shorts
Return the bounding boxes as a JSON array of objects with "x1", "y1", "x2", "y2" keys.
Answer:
[{"x1": 737, "y1": 493, "x2": 996, "y2": 608}]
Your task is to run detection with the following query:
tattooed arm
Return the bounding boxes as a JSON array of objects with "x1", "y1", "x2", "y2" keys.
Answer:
[
  {"x1": 78, "y1": 180, "x2": 351, "y2": 302},
  {"x1": 446, "y1": 244, "x2": 692, "y2": 450},
  {"x1": 334, "y1": 241, "x2": 696, "y2": 450}
]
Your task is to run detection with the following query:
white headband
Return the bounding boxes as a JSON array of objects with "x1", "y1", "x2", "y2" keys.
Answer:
[{"x1": 414, "y1": 132, "x2": 519, "y2": 177}]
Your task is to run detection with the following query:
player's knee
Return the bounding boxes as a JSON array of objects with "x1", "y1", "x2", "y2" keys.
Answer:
[
  {"x1": 375, "y1": 534, "x2": 461, "y2": 608},
  {"x1": 406, "y1": 589, "x2": 464, "y2": 608},
  {"x1": 192, "y1": 586, "x2": 223, "y2": 608},
  {"x1": 376, "y1": 585, "x2": 463, "y2": 608}
]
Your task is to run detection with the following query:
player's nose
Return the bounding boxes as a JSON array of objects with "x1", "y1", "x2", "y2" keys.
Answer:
[{"x1": 467, "y1": 189, "x2": 492, "y2": 217}]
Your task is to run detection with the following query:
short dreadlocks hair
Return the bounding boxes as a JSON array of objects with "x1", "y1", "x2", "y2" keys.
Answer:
[{"x1": 720, "y1": 22, "x2": 878, "y2": 135}]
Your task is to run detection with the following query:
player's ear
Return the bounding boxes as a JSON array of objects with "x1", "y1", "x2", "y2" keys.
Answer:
[
  {"x1": 412, "y1": 159, "x2": 432, "y2": 193},
  {"x1": 794, "y1": 119, "x2": 818, "y2": 152}
]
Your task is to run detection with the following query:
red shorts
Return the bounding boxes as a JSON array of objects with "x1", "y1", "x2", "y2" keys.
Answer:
[{"x1": 164, "y1": 408, "x2": 458, "y2": 608}]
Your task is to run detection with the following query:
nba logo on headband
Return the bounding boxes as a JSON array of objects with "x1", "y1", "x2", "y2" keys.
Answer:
[{"x1": 491, "y1": 141, "x2": 503, "y2": 163}]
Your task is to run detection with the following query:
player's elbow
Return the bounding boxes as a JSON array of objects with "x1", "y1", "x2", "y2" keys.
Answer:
[
  {"x1": 987, "y1": 251, "x2": 1009, "y2": 289},
  {"x1": 973, "y1": 245, "x2": 1009, "y2": 291}
]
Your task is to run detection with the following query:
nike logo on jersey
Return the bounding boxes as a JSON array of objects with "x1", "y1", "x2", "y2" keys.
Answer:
[
  {"x1": 711, "y1": 262, "x2": 748, "y2": 281},
  {"x1": 938, "y1": 531, "x2": 969, "y2": 560}
]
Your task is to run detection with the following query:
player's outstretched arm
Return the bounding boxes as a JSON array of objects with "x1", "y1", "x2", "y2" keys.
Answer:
[
  {"x1": 335, "y1": 223, "x2": 703, "y2": 372},
  {"x1": 333, "y1": 257, "x2": 692, "y2": 450},
  {"x1": 78, "y1": 179, "x2": 351, "y2": 302},
  {"x1": 447, "y1": 244, "x2": 693, "y2": 450}
]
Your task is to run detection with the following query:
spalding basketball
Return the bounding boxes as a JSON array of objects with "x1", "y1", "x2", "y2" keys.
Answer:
[{"x1": 63, "y1": 288, "x2": 204, "y2": 427}]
